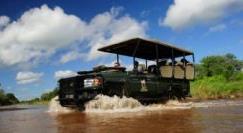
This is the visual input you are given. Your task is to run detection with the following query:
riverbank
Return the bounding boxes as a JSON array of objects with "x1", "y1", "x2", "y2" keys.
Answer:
[
  {"x1": 19, "y1": 100, "x2": 49, "y2": 105},
  {"x1": 190, "y1": 74, "x2": 243, "y2": 99}
]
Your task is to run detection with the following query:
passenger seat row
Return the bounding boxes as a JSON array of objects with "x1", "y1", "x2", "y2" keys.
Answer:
[{"x1": 160, "y1": 62, "x2": 194, "y2": 80}]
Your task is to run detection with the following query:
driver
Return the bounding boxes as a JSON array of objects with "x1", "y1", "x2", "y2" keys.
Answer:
[{"x1": 133, "y1": 60, "x2": 139, "y2": 72}]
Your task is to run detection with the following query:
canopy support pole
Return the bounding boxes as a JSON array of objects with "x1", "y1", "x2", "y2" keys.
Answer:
[
  {"x1": 192, "y1": 54, "x2": 195, "y2": 63},
  {"x1": 116, "y1": 54, "x2": 119, "y2": 64},
  {"x1": 132, "y1": 40, "x2": 140, "y2": 69},
  {"x1": 155, "y1": 44, "x2": 159, "y2": 74},
  {"x1": 192, "y1": 54, "x2": 195, "y2": 79},
  {"x1": 155, "y1": 44, "x2": 159, "y2": 66},
  {"x1": 145, "y1": 59, "x2": 148, "y2": 70},
  {"x1": 183, "y1": 53, "x2": 186, "y2": 79},
  {"x1": 133, "y1": 57, "x2": 135, "y2": 69},
  {"x1": 172, "y1": 48, "x2": 175, "y2": 78}
]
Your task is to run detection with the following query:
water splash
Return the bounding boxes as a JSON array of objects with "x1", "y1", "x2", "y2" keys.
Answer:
[
  {"x1": 84, "y1": 95, "x2": 192, "y2": 113},
  {"x1": 48, "y1": 96, "x2": 74, "y2": 113},
  {"x1": 48, "y1": 95, "x2": 243, "y2": 114},
  {"x1": 85, "y1": 95, "x2": 142, "y2": 112}
]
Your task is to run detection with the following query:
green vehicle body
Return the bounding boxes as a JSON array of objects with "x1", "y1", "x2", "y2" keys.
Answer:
[{"x1": 58, "y1": 38, "x2": 194, "y2": 109}]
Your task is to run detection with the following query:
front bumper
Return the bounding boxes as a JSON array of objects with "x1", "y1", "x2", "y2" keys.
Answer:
[{"x1": 59, "y1": 87, "x2": 102, "y2": 107}]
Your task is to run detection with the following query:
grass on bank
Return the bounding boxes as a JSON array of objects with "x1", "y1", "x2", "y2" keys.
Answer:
[
  {"x1": 191, "y1": 73, "x2": 243, "y2": 99},
  {"x1": 20, "y1": 88, "x2": 58, "y2": 105}
]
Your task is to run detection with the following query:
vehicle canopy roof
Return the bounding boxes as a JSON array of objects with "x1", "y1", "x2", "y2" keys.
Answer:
[{"x1": 98, "y1": 38, "x2": 193, "y2": 60}]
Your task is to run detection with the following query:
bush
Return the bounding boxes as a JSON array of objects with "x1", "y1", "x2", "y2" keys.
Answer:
[
  {"x1": 191, "y1": 75, "x2": 243, "y2": 99},
  {"x1": 20, "y1": 88, "x2": 59, "y2": 105},
  {"x1": 40, "y1": 88, "x2": 59, "y2": 101},
  {"x1": 230, "y1": 72, "x2": 243, "y2": 81},
  {"x1": 0, "y1": 89, "x2": 19, "y2": 106},
  {"x1": 198, "y1": 53, "x2": 242, "y2": 80}
]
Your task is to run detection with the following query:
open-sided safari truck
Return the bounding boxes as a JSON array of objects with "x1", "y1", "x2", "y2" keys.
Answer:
[{"x1": 58, "y1": 38, "x2": 195, "y2": 109}]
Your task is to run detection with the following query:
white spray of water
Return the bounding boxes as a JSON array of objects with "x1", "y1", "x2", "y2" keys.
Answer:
[
  {"x1": 47, "y1": 95, "x2": 243, "y2": 114},
  {"x1": 48, "y1": 96, "x2": 74, "y2": 113},
  {"x1": 85, "y1": 95, "x2": 142, "y2": 112},
  {"x1": 84, "y1": 95, "x2": 192, "y2": 113}
]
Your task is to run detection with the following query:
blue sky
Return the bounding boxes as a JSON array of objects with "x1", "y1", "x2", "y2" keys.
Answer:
[{"x1": 0, "y1": 0, "x2": 242, "y2": 100}]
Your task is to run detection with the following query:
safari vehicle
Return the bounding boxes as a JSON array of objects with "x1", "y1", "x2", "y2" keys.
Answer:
[{"x1": 58, "y1": 38, "x2": 195, "y2": 109}]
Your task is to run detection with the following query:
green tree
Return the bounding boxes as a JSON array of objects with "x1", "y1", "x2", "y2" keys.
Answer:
[
  {"x1": 0, "y1": 83, "x2": 19, "y2": 106},
  {"x1": 198, "y1": 53, "x2": 242, "y2": 80},
  {"x1": 40, "y1": 88, "x2": 59, "y2": 101},
  {"x1": 6, "y1": 93, "x2": 19, "y2": 104}
]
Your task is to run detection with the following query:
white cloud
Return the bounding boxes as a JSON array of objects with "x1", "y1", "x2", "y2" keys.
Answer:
[
  {"x1": 16, "y1": 71, "x2": 43, "y2": 84},
  {"x1": 0, "y1": 5, "x2": 85, "y2": 67},
  {"x1": 84, "y1": 8, "x2": 147, "y2": 60},
  {"x1": 54, "y1": 70, "x2": 78, "y2": 79},
  {"x1": 0, "y1": 16, "x2": 10, "y2": 28},
  {"x1": 60, "y1": 51, "x2": 85, "y2": 64},
  {"x1": 0, "y1": 5, "x2": 147, "y2": 67},
  {"x1": 209, "y1": 24, "x2": 227, "y2": 32},
  {"x1": 160, "y1": 0, "x2": 243, "y2": 30}
]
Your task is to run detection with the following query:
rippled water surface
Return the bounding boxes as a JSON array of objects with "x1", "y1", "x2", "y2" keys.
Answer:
[{"x1": 1, "y1": 98, "x2": 243, "y2": 133}]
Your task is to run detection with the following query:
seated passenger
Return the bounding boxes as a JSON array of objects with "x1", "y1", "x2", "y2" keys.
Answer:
[
  {"x1": 181, "y1": 58, "x2": 189, "y2": 64},
  {"x1": 158, "y1": 60, "x2": 167, "y2": 67},
  {"x1": 148, "y1": 65, "x2": 157, "y2": 74},
  {"x1": 133, "y1": 60, "x2": 139, "y2": 71},
  {"x1": 167, "y1": 59, "x2": 177, "y2": 66}
]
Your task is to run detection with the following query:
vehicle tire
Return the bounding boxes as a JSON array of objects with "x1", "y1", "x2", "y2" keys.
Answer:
[
  {"x1": 168, "y1": 85, "x2": 184, "y2": 100},
  {"x1": 173, "y1": 86, "x2": 184, "y2": 100},
  {"x1": 77, "y1": 103, "x2": 85, "y2": 111},
  {"x1": 107, "y1": 88, "x2": 122, "y2": 97},
  {"x1": 106, "y1": 82, "x2": 128, "y2": 98}
]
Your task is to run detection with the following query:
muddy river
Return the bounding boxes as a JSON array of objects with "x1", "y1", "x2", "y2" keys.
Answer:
[{"x1": 0, "y1": 96, "x2": 243, "y2": 133}]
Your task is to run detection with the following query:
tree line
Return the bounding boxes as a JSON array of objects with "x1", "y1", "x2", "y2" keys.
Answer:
[
  {"x1": 191, "y1": 53, "x2": 243, "y2": 99},
  {"x1": 0, "y1": 84, "x2": 19, "y2": 106},
  {"x1": 0, "y1": 82, "x2": 58, "y2": 105},
  {"x1": 196, "y1": 53, "x2": 243, "y2": 80},
  {"x1": 21, "y1": 88, "x2": 59, "y2": 104}
]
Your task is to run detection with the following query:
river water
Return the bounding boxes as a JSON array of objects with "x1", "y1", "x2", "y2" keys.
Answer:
[{"x1": 1, "y1": 95, "x2": 243, "y2": 133}]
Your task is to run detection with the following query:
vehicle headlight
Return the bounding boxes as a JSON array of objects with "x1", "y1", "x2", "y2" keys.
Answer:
[{"x1": 84, "y1": 77, "x2": 103, "y2": 88}]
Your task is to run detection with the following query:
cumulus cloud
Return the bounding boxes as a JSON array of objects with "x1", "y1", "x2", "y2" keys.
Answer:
[
  {"x1": 0, "y1": 5, "x2": 147, "y2": 67},
  {"x1": 0, "y1": 5, "x2": 85, "y2": 67},
  {"x1": 60, "y1": 51, "x2": 85, "y2": 64},
  {"x1": 160, "y1": 0, "x2": 243, "y2": 30},
  {"x1": 16, "y1": 71, "x2": 43, "y2": 84},
  {"x1": 54, "y1": 70, "x2": 78, "y2": 79},
  {"x1": 83, "y1": 8, "x2": 147, "y2": 60},
  {"x1": 0, "y1": 16, "x2": 10, "y2": 28},
  {"x1": 209, "y1": 24, "x2": 227, "y2": 32}
]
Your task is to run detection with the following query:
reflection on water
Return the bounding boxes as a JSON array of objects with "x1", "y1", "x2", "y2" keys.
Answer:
[
  {"x1": 0, "y1": 99, "x2": 243, "y2": 133},
  {"x1": 56, "y1": 109, "x2": 199, "y2": 133},
  {"x1": 0, "y1": 105, "x2": 57, "y2": 133}
]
